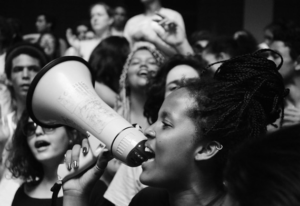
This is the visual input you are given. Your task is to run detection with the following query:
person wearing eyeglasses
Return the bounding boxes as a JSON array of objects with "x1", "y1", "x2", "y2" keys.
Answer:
[{"x1": 5, "y1": 110, "x2": 109, "y2": 206}]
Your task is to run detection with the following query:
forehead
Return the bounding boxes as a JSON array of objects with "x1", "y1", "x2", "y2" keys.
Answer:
[
  {"x1": 166, "y1": 65, "x2": 199, "y2": 84},
  {"x1": 132, "y1": 49, "x2": 153, "y2": 59},
  {"x1": 77, "y1": 25, "x2": 88, "y2": 31},
  {"x1": 91, "y1": 4, "x2": 107, "y2": 14},
  {"x1": 12, "y1": 54, "x2": 40, "y2": 67},
  {"x1": 115, "y1": 7, "x2": 126, "y2": 14},
  {"x1": 37, "y1": 15, "x2": 46, "y2": 21},
  {"x1": 160, "y1": 88, "x2": 194, "y2": 116},
  {"x1": 41, "y1": 33, "x2": 54, "y2": 40}
]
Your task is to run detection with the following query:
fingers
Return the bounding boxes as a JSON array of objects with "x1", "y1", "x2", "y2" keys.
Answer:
[
  {"x1": 82, "y1": 138, "x2": 89, "y2": 156},
  {"x1": 64, "y1": 144, "x2": 81, "y2": 171},
  {"x1": 65, "y1": 150, "x2": 72, "y2": 171},
  {"x1": 71, "y1": 144, "x2": 81, "y2": 169}
]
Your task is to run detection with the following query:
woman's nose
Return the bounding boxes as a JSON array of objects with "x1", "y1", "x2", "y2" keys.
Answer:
[
  {"x1": 35, "y1": 125, "x2": 44, "y2": 136},
  {"x1": 144, "y1": 127, "x2": 156, "y2": 139}
]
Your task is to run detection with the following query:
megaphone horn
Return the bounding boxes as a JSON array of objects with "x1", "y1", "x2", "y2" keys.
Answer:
[{"x1": 27, "y1": 56, "x2": 148, "y2": 182}]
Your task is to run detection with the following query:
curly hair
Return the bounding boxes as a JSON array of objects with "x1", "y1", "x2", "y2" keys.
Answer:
[
  {"x1": 114, "y1": 45, "x2": 165, "y2": 121},
  {"x1": 6, "y1": 110, "x2": 84, "y2": 184},
  {"x1": 144, "y1": 54, "x2": 206, "y2": 124},
  {"x1": 183, "y1": 49, "x2": 288, "y2": 178}
]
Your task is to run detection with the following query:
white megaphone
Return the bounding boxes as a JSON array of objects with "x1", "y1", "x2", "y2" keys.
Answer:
[{"x1": 26, "y1": 56, "x2": 148, "y2": 182}]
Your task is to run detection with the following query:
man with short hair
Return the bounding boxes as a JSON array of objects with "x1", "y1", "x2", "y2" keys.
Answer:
[{"x1": 268, "y1": 23, "x2": 300, "y2": 128}]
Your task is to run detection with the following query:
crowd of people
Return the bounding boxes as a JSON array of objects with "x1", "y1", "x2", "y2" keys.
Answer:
[{"x1": 0, "y1": 0, "x2": 300, "y2": 206}]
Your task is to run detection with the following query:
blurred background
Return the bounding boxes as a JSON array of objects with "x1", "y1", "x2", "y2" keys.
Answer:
[{"x1": 0, "y1": 0, "x2": 299, "y2": 43}]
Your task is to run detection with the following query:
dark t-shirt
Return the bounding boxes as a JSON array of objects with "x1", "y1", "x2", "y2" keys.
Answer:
[
  {"x1": 12, "y1": 180, "x2": 113, "y2": 206},
  {"x1": 129, "y1": 187, "x2": 170, "y2": 206},
  {"x1": 129, "y1": 187, "x2": 227, "y2": 206}
]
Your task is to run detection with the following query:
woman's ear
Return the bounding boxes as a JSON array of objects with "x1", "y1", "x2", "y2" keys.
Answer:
[{"x1": 195, "y1": 141, "x2": 223, "y2": 161}]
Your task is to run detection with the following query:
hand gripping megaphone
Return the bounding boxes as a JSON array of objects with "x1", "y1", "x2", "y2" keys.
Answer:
[{"x1": 26, "y1": 56, "x2": 148, "y2": 182}]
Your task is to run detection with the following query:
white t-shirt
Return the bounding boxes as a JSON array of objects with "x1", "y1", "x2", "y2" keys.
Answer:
[
  {"x1": 0, "y1": 53, "x2": 6, "y2": 75},
  {"x1": 104, "y1": 164, "x2": 146, "y2": 206},
  {"x1": 123, "y1": 7, "x2": 186, "y2": 49}
]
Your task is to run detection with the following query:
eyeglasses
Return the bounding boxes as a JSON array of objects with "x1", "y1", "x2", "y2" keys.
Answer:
[{"x1": 23, "y1": 122, "x2": 56, "y2": 137}]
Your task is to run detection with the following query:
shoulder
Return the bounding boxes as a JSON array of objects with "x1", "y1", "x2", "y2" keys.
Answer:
[
  {"x1": 126, "y1": 14, "x2": 145, "y2": 26},
  {"x1": 160, "y1": 8, "x2": 183, "y2": 19},
  {"x1": 129, "y1": 187, "x2": 169, "y2": 206}
]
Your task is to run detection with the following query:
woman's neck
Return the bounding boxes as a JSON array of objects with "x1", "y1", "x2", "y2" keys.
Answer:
[
  {"x1": 144, "y1": 0, "x2": 162, "y2": 16},
  {"x1": 25, "y1": 159, "x2": 63, "y2": 198},
  {"x1": 168, "y1": 174, "x2": 224, "y2": 206},
  {"x1": 94, "y1": 28, "x2": 111, "y2": 39}
]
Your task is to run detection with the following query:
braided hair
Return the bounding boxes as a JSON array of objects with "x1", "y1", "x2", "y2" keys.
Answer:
[{"x1": 184, "y1": 49, "x2": 288, "y2": 173}]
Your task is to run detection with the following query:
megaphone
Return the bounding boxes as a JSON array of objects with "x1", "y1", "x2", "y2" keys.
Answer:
[{"x1": 26, "y1": 56, "x2": 148, "y2": 182}]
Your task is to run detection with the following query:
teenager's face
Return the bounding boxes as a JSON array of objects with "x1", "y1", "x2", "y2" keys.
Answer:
[
  {"x1": 269, "y1": 40, "x2": 296, "y2": 81},
  {"x1": 26, "y1": 119, "x2": 69, "y2": 165},
  {"x1": 36, "y1": 15, "x2": 49, "y2": 33},
  {"x1": 127, "y1": 49, "x2": 159, "y2": 89},
  {"x1": 90, "y1": 4, "x2": 112, "y2": 34},
  {"x1": 165, "y1": 64, "x2": 199, "y2": 97},
  {"x1": 10, "y1": 54, "x2": 41, "y2": 100},
  {"x1": 141, "y1": 88, "x2": 199, "y2": 190},
  {"x1": 113, "y1": 6, "x2": 127, "y2": 28}
]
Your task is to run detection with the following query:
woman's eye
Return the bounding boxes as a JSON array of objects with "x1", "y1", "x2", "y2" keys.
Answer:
[
  {"x1": 162, "y1": 121, "x2": 171, "y2": 129},
  {"x1": 130, "y1": 60, "x2": 140, "y2": 65},
  {"x1": 167, "y1": 84, "x2": 179, "y2": 92},
  {"x1": 148, "y1": 60, "x2": 157, "y2": 65}
]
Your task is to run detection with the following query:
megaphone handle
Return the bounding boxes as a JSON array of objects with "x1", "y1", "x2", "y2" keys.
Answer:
[{"x1": 57, "y1": 133, "x2": 106, "y2": 182}]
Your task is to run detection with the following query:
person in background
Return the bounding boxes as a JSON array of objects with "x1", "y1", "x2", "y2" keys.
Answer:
[
  {"x1": 66, "y1": 2, "x2": 114, "y2": 61},
  {"x1": 144, "y1": 54, "x2": 205, "y2": 125},
  {"x1": 103, "y1": 45, "x2": 164, "y2": 206},
  {"x1": 36, "y1": 32, "x2": 61, "y2": 61},
  {"x1": 23, "y1": 13, "x2": 67, "y2": 57},
  {"x1": 189, "y1": 30, "x2": 213, "y2": 55},
  {"x1": 0, "y1": 42, "x2": 48, "y2": 206},
  {"x1": 76, "y1": 21, "x2": 90, "y2": 41},
  {"x1": 201, "y1": 33, "x2": 258, "y2": 76},
  {"x1": 111, "y1": 4, "x2": 128, "y2": 37},
  {"x1": 88, "y1": 36, "x2": 130, "y2": 108},
  {"x1": 268, "y1": 23, "x2": 300, "y2": 129}
]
